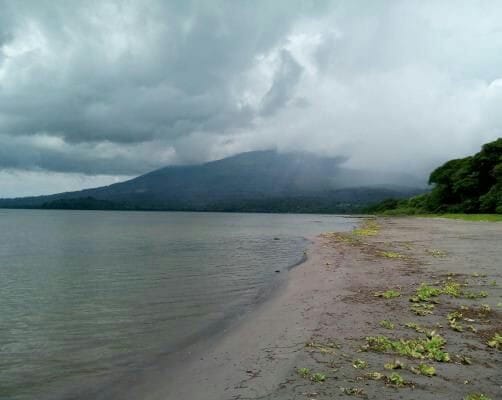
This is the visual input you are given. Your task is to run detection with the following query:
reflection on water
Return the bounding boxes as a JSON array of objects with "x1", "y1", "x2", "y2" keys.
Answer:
[{"x1": 0, "y1": 210, "x2": 356, "y2": 399}]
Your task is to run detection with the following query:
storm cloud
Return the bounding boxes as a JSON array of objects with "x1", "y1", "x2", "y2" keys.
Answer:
[{"x1": 1, "y1": 0, "x2": 502, "y2": 196}]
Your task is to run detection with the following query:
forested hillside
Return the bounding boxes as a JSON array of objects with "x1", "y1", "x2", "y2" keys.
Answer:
[{"x1": 367, "y1": 138, "x2": 502, "y2": 214}]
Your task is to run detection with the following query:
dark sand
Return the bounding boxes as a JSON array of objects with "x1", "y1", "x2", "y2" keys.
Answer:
[{"x1": 113, "y1": 217, "x2": 501, "y2": 400}]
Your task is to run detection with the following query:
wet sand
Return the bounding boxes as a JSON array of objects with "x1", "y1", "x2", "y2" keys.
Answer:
[{"x1": 114, "y1": 217, "x2": 501, "y2": 399}]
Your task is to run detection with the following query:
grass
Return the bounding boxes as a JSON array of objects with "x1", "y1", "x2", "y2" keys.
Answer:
[
  {"x1": 411, "y1": 363, "x2": 436, "y2": 377},
  {"x1": 464, "y1": 394, "x2": 492, "y2": 400},
  {"x1": 311, "y1": 372, "x2": 326, "y2": 382},
  {"x1": 365, "y1": 371, "x2": 408, "y2": 387},
  {"x1": 380, "y1": 320, "x2": 395, "y2": 330},
  {"x1": 297, "y1": 368, "x2": 326, "y2": 382},
  {"x1": 387, "y1": 372, "x2": 406, "y2": 387},
  {"x1": 409, "y1": 279, "x2": 486, "y2": 303},
  {"x1": 352, "y1": 220, "x2": 380, "y2": 236},
  {"x1": 410, "y1": 283, "x2": 442, "y2": 302},
  {"x1": 384, "y1": 360, "x2": 404, "y2": 370},
  {"x1": 463, "y1": 290, "x2": 488, "y2": 299},
  {"x1": 378, "y1": 250, "x2": 405, "y2": 259},
  {"x1": 447, "y1": 311, "x2": 464, "y2": 332},
  {"x1": 426, "y1": 248, "x2": 447, "y2": 257},
  {"x1": 305, "y1": 340, "x2": 338, "y2": 355},
  {"x1": 410, "y1": 303, "x2": 435, "y2": 316},
  {"x1": 433, "y1": 214, "x2": 502, "y2": 222},
  {"x1": 487, "y1": 333, "x2": 501, "y2": 350},
  {"x1": 352, "y1": 359, "x2": 368, "y2": 369},
  {"x1": 363, "y1": 333, "x2": 450, "y2": 362},
  {"x1": 442, "y1": 279, "x2": 463, "y2": 297},
  {"x1": 404, "y1": 322, "x2": 430, "y2": 334}
]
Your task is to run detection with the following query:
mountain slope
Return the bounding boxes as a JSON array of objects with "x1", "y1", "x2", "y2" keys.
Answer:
[{"x1": 0, "y1": 150, "x2": 425, "y2": 213}]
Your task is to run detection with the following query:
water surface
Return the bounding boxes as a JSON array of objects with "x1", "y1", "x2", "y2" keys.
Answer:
[{"x1": 0, "y1": 210, "x2": 356, "y2": 399}]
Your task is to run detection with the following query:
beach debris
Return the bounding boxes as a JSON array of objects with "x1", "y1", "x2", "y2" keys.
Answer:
[
  {"x1": 409, "y1": 278, "x2": 489, "y2": 303},
  {"x1": 447, "y1": 311, "x2": 464, "y2": 332},
  {"x1": 352, "y1": 220, "x2": 380, "y2": 236},
  {"x1": 374, "y1": 289, "x2": 401, "y2": 299},
  {"x1": 340, "y1": 387, "x2": 366, "y2": 396},
  {"x1": 366, "y1": 371, "x2": 384, "y2": 380},
  {"x1": 426, "y1": 248, "x2": 447, "y2": 257},
  {"x1": 384, "y1": 359, "x2": 404, "y2": 370},
  {"x1": 410, "y1": 303, "x2": 435, "y2": 316},
  {"x1": 404, "y1": 322, "x2": 433, "y2": 335},
  {"x1": 410, "y1": 363, "x2": 436, "y2": 377},
  {"x1": 363, "y1": 332, "x2": 450, "y2": 362},
  {"x1": 310, "y1": 372, "x2": 326, "y2": 383},
  {"x1": 463, "y1": 394, "x2": 492, "y2": 400},
  {"x1": 297, "y1": 367, "x2": 311, "y2": 378},
  {"x1": 454, "y1": 354, "x2": 472, "y2": 365},
  {"x1": 352, "y1": 359, "x2": 368, "y2": 369},
  {"x1": 379, "y1": 320, "x2": 395, "y2": 330},
  {"x1": 409, "y1": 283, "x2": 442, "y2": 303},
  {"x1": 442, "y1": 279, "x2": 463, "y2": 297},
  {"x1": 486, "y1": 332, "x2": 501, "y2": 350},
  {"x1": 305, "y1": 340, "x2": 339, "y2": 355},
  {"x1": 378, "y1": 250, "x2": 405, "y2": 259},
  {"x1": 365, "y1": 371, "x2": 412, "y2": 387},
  {"x1": 480, "y1": 304, "x2": 491, "y2": 313},
  {"x1": 387, "y1": 372, "x2": 406, "y2": 387},
  {"x1": 297, "y1": 368, "x2": 326, "y2": 383},
  {"x1": 463, "y1": 290, "x2": 488, "y2": 299}
]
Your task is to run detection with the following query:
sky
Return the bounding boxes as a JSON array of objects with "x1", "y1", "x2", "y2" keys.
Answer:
[{"x1": 1, "y1": 0, "x2": 502, "y2": 197}]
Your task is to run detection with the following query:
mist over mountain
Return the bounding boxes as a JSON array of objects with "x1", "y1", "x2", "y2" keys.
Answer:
[
  {"x1": 1, "y1": 2, "x2": 501, "y2": 197},
  {"x1": 0, "y1": 151, "x2": 425, "y2": 213}
]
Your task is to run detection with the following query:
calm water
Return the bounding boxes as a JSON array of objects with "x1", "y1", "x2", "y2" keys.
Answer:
[{"x1": 0, "y1": 210, "x2": 357, "y2": 399}]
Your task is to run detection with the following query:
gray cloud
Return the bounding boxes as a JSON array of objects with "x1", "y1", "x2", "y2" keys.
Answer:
[
  {"x1": 1, "y1": 0, "x2": 502, "y2": 196},
  {"x1": 260, "y1": 50, "x2": 303, "y2": 116}
]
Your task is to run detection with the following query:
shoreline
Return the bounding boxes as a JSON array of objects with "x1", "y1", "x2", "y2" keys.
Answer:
[
  {"x1": 100, "y1": 217, "x2": 501, "y2": 399},
  {"x1": 88, "y1": 235, "x2": 331, "y2": 400}
]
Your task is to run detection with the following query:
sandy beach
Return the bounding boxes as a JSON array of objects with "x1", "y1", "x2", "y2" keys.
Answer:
[{"x1": 100, "y1": 217, "x2": 501, "y2": 400}]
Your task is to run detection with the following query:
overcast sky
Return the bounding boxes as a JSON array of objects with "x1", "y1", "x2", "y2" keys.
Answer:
[{"x1": 1, "y1": 0, "x2": 502, "y2": 197}]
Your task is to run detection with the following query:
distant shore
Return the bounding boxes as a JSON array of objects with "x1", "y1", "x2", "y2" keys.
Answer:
[{"x1": 100, "y1": 217, "x2": 501, "y2": 400}]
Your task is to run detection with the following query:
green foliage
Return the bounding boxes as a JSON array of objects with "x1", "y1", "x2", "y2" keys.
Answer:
[
  {"x1": 487, "y1": 332, "x2": 502, "y2": 350},
  {"x1": 388, "y1": 372, "x2": 405, "y2": 386},
  {"x1": 352, "y1": 359, "x2": 368, "y2": 369},
  {"x1": 437, "y1": 213, "x2": 502, "y2": 221},
  {"x1": 297, "y1": 368, "x2": 327, "y2": 382},
  {"x1": 464, "y1": 394, "x2": 492, "y2": 400},
  {"x1": 366, "y1": 138, "x2": 502, "y2": 215},
  {"x1": 310, "y1": 372, "x2": 326, "y2": 382},
  {"x1": 380, "y1": 320, "x2": 395, "y2": 330},
  {"x1": 363, "y1": 333, "x2": 450, "y2": 361},
  {"x1": 384, "y1": 360, "x2": 404, "y2": 370},
  {"x1": 378, "y1": 250, "x2": 405, "y2": 259},
  {"x1": 410, "y1": 283, "x2": 442, "y2": 302},
  {"x1": 410, "y1": 303, "x2": 435, "y2": 316},
  {"x1": 447, "y1": 311, "x2": 464, "y2": 332},
  {"x1": 412, "y1": 363, "x2": 436, "y2": 377},
  {"x1": 352, "y1": 219, "x2": 380, "y2": 236},
  {"x1": 305, "y1": 340, "x2": 338, "y2": 354}
]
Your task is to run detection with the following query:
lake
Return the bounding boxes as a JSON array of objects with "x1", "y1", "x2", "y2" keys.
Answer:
[{"x1": 0, "y1": 210, "x2": 357, "y2": 399}]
